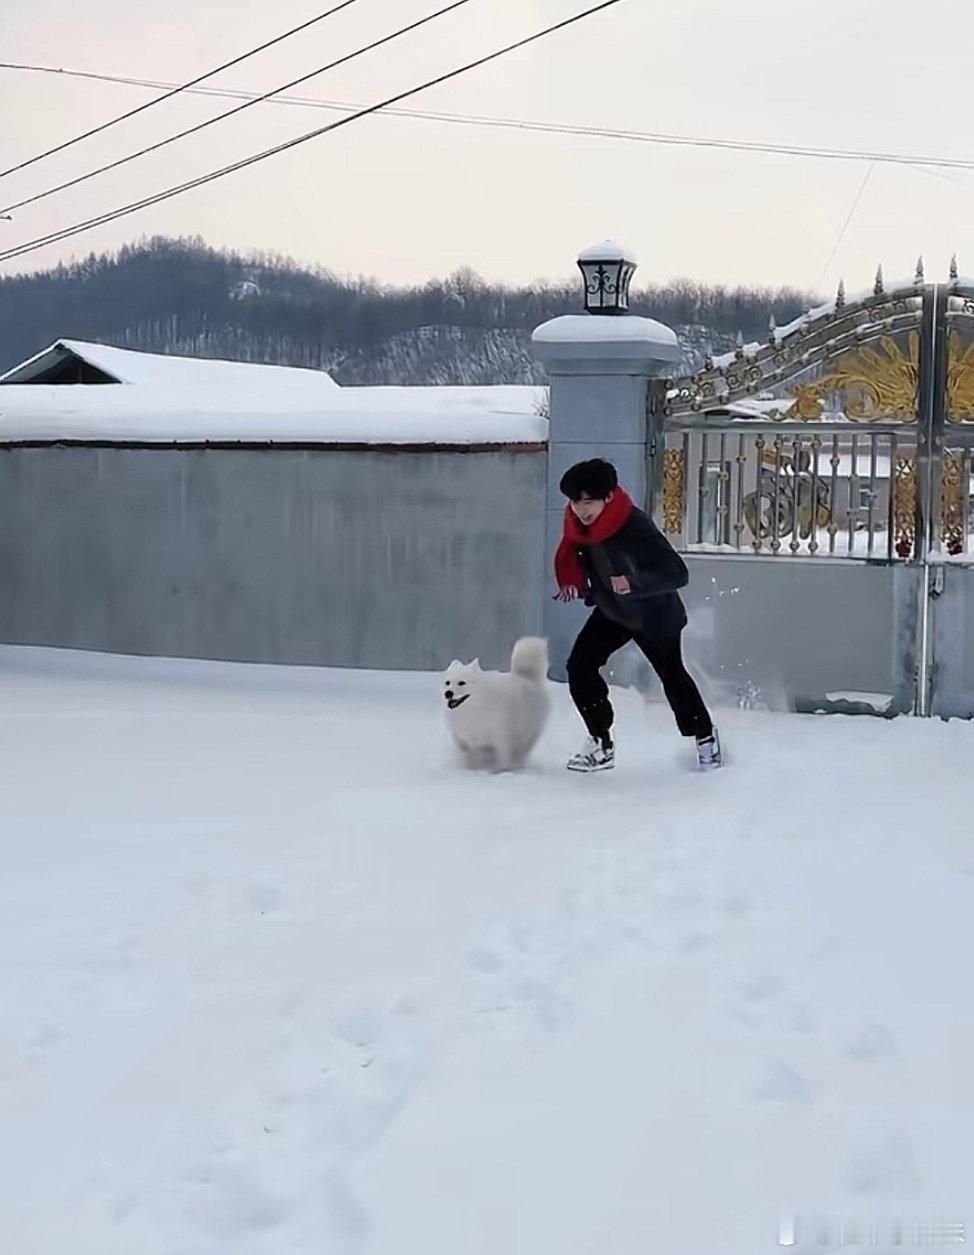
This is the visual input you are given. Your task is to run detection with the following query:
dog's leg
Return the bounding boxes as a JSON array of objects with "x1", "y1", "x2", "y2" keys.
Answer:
[
  {"x1": 462, "y1": 744, "x2": 490, "y2": 770},
  {"x1": 490, "y1": 747, "x2": 514, "y2": 774},
  {"x1": 457, "y1": 741, "x2": 478, "y2": 770}
]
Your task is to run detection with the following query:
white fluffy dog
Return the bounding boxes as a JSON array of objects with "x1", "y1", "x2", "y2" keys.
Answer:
[{"x1": 442, "y1": 637, "x2": 551, "y2": 772}]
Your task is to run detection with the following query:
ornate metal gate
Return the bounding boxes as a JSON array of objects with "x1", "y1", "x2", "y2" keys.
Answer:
[{"x1": 649, "y1": 262, "x2": 974, "y2": 717}]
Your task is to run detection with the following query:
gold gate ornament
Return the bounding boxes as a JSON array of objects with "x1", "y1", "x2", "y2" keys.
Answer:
[
  {"x1": 787, "y1": 335, "x2": 919, "y2": 423},
  {"x1": 947, "y1": 332, "x2": 974, "y2": 422},
  {"x1": 662, "y1": 448, "x2": 685, "y2": 535},
  {"x1": 892, "y1": 453, "x2": 918, "y2": 558},
  {"x1": 941, "y1": 451, "x2": 966, "y2": 554}
]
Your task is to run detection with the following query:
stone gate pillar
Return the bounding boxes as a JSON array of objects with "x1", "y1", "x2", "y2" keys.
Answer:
[{"x1": 531, "y1": 242, "x2": 680, "y2": 679}]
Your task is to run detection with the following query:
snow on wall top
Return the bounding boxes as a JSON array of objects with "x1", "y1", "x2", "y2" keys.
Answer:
[
  {"x1": 0, "y1": 339, "x2": 547, "y2": 444},
  {"x1": 0, "y1": 381, "x2": 548, "y2": 445}
]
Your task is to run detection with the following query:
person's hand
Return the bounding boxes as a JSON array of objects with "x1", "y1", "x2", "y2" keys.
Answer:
[
  {"x1": 555, "y1": 585, "x2": 580, "y2": 602},
  {"x1": 610, "y1": 575, "x2": 631, "y2": 595}
]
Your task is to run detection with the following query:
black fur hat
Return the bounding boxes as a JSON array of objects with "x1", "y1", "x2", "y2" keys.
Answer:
[{"x1": 559, "y1": 458, "x2": 618, "y2": 501}]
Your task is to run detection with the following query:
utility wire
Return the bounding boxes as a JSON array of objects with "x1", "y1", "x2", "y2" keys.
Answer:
[
  {"x1": 0, "y1": 0, "x2": 367, "y2": 182},
  {"x1": 813, "y1": 162, "x2": 876, "y2": 294},
  {"x1": 0, "y1": 0, "x2": 629, "y2": 265},
  {"x1": 4, "y1": 57, "x2": 974, "y2": 174},
  {"x1": 0, "y1": 0, "x2": 472, "y2": 216}
]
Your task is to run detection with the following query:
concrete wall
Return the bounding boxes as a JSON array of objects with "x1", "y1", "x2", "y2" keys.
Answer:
[
  {"x1": 930, "y1": 560, "x2": 974, "y2": 718},
  {"x1": 678, "y1": 555, "x2": 919, "y2": 714},
  {"x1": 548, "y1": 552, "x2": 920, "y2": 715},
  {"x1": 0, "y1": 445, "x2": 546, "y2": 671},
  {"x1": 0, "y1": 443, "x2": 953, "y2": 716}
]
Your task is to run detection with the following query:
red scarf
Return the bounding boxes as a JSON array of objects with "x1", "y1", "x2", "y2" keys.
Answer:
[{"x1": 554, "y1": 488, "x2": 634, "y2": 592}]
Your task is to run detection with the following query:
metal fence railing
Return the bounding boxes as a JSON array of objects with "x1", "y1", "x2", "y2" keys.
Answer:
[{"x1": 653, "y1": 423, "x2": 920, "y2": 561}]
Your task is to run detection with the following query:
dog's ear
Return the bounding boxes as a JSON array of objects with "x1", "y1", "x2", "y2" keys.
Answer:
[
  {"x1": 447, "y1": 660, "x2": 462, "y2": 672},
  {"x1": 470, "y1": 658, "x2": 481, "y2": 670}
]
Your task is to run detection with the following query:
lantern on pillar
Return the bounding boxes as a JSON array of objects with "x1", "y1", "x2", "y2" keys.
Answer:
[{"x1": 577, "y1": 240, "x2": 637, "y2": 315}]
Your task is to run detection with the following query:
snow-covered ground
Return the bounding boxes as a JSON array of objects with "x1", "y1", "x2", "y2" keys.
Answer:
[{"x1": 1, "y1": 645, "x2": 971, "y2": 1255}]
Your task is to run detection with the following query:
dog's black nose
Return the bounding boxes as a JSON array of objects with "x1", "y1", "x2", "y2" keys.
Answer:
[{"x1": 445, "y1": 690, "x2": 454, "y2": 701}]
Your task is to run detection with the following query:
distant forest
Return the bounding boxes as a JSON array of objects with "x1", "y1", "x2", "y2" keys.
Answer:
[{"x1": 0, "y1": 236, "x2": 814, "y2": 384}]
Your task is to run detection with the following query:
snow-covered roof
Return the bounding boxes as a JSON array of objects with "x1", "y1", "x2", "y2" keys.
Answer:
[
  {"x1": 0, "y1": 339, "x2": 342, "y2": 390},
  {"x1": 0, "y1": 380, "x2": 547, "y2": 445}
]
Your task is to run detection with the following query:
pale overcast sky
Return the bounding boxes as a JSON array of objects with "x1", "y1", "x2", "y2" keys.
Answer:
[{"x1": 1, "y1": 0, "x2": 973, "y2": 298}]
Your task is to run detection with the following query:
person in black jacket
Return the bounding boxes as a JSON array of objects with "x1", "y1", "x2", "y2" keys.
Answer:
[{"x1": 553, "y1": 458, "x2": 722, "y2": 772}]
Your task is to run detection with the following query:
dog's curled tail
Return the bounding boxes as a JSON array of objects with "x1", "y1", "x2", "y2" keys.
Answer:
[{"x1": 510, "y1": 636, "x2": 549, "y2": 682}]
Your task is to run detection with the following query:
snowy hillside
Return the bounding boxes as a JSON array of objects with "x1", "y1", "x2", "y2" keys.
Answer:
[
  {"x1": 323, "y1": 321, "x2": 735, "y2": 384},
  {"x1": 0, "y1": 238, "x2": 795, "y2": 385},
  {"x1": 1, "y1": 646, "x2": 970, "y2": 1254}
]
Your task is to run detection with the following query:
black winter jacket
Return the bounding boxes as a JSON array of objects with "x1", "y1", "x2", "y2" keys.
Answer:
[{"x1": 575, "y1": 507, "x2": 689, "y2": 637}]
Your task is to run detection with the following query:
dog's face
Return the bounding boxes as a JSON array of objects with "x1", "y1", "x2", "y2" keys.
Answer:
[{"x1": 442, "y1": 659, "x2": 480, "y2": 711}]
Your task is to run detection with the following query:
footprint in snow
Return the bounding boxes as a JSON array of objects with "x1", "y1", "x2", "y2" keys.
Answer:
[
  {"x1": 723, "y1": 894, "x2": 750, "y2": 920},
  {"x1": 738, "y1": 969, "x2": 785, "y2": 1003},
  {"x1": 844, "y1": 1016, "x2": 898, "y2": 1061},
  {"x1": 722, "y1": 966, "x2": 818, "y2": 1037},
  {"x1": 723, "y1": 968, "x2": 784, "y2": 1025},
  {"x1": 752, "y1": 1057, "x2": 812, "y2": 1103},
  {"x1": 846, "y1": 1127, "x2": 922, "y2": 1196},
  {"x1": 468, "y1": 917, "x2": 575, "y2": 1033}
]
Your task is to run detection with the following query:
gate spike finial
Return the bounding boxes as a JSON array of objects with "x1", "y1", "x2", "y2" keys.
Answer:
[
  {"x1": 950, "y1": 253, "x2": 959, "y2": 282},
  {"x1": 835, "y1": 277, "x2": 846, "y2": 310},
  {"x1": 874, "y1": 264, "x2": 884, "y2": 296},
  {"x1": 735, "y1": 329, "x2": 744, "y2": 358},
  {"x1": 915, "y1": 255, "x2": 925, "y2": 284},
  {"x1": 768, "y1": 312, "x2": 777, "y2": 342}
]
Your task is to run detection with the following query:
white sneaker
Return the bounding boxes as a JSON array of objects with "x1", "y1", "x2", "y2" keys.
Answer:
[
  {"x1": 567, "y1": 735, "x2": 615, "y2": 772},
  {"x1": 696, "y1": 728, "x2": 723, "y2": 771}
]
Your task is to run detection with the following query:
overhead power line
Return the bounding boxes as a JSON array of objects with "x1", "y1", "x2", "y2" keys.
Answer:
[
  {"x1": 0, "y1": 0, "x2": 367, "y2": 182},
  {"x1": 4, "y1": 57, "x2": 974, "y2": 175},
  {"x1": 0, "y1": 0, "x2": 472, "y2": 216},
  {"x1": 0, "y1": 0, "x2": 629, "y2": 266},
  {"x1": 813, "y1": 162, "x2": 876, "y2": 293}
]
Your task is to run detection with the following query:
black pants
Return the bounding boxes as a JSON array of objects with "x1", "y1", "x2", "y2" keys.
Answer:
[{"x1": 566, "y1": 610, "x2": 713, "y2": 744}]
